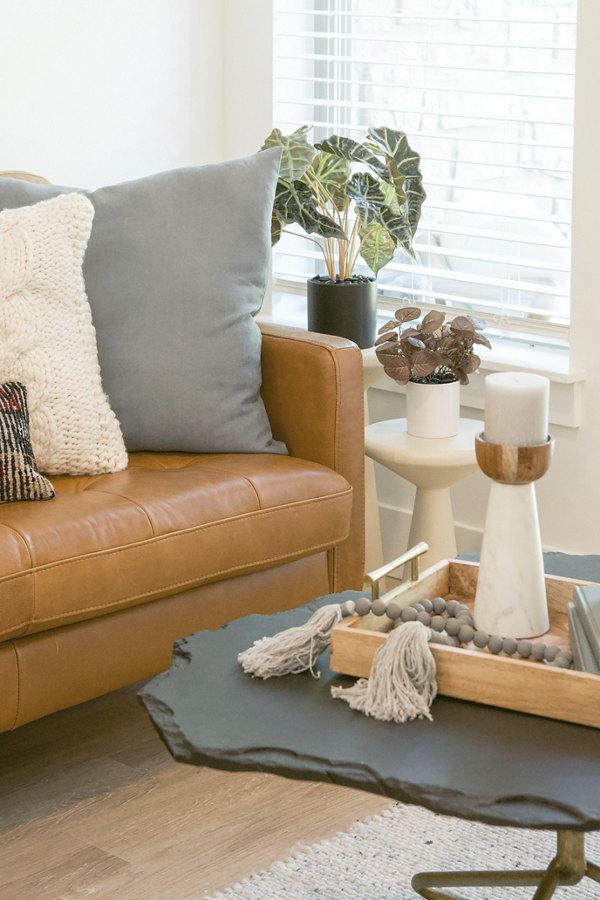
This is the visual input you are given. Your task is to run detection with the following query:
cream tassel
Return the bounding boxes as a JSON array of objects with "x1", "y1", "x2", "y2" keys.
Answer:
[
  {"x1": 238, "y1": 605, "x2": 343, "y2": 679},
  {"x1": 331, "y1": 621, "x2": 439, "y2": 723}
]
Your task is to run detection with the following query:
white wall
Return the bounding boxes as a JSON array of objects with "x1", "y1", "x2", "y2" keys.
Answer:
[
  {"x1": 0, "y1": 0, "x2": 224, "y2": 186},
  {"x1": 222, "y1": 0, "x2": 273, "y2": 160}
]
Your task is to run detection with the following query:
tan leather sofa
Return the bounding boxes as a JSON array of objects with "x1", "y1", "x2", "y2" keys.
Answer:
[{"x1": 0, "y1": 322, "x2": 364, "y2": 732}]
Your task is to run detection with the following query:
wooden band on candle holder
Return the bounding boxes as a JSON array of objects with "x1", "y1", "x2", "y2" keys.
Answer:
[{"x1": 475, "y1": 433, "x2": 554, "y2": 484}]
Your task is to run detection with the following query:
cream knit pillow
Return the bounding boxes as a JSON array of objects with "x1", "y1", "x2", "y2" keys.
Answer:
[{"x1": 0, "y1": 193, "x2": 127, "y2": 474}]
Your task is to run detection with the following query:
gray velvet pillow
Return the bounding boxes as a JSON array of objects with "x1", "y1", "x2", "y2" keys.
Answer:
[{"x1": 0, "y1": 150, "x2": 286, "y2": 455}]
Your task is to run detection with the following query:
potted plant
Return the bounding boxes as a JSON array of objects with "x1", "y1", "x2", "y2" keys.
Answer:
[
  {"x1": 261, "y1": 125, "x2": 426, "y2": 349},
  {"x1": 375, "y1": 306, "x2": 491, "y2": 437}
]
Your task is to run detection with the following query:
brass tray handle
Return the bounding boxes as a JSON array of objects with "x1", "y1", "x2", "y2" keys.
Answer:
[{"x1": 365, "y1": 542, "x2": 430, "y2": 601}]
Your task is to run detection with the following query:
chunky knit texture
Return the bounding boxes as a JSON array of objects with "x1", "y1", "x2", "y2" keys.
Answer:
[
  {"x1": 0, "y1": 194, "x2": 127, "y2": 475},
  {"x1": 0, "y1": 382, "x2": 55, "y2": 502}
]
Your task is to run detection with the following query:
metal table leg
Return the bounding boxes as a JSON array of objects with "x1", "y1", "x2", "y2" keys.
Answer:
[{"x1": 411, "y1": 830, "x2": 600, "y2": 899}]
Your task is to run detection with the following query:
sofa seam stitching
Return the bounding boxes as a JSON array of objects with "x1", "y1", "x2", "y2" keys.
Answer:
[
  {"x1": 154, "y1": 463, "x2": 265, "y2": 509},
  {"x1": 79, "y1": 490, "x2": 156, "y2": 537},
  {"x1": 0, "y1": 487, "x2": 351, "y2": 585},
  {"x1": 178, "y1": 464, "x2": 262, "y2": 508},
  {"x1": 17, "y1": 534, "x2": 348, "y2": 632},
  {"x1": 0, "y1": 521, "x2": 36, "y2": 627},
  {"x1": 0, "y1": 494, "x2": 353, "y2": 637},
  {"x1": 76, "y1": 474, "x2": 109, "y2": 489},
  {"x1": 58, "y1": 463, "x2": 268, "y2": 517}
]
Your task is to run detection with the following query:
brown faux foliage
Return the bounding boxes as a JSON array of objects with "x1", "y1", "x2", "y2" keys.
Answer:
[{"x1": 375, "y1": 306, "x2": 491, "y2": 385}]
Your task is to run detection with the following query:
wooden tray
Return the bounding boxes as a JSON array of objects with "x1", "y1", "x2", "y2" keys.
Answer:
[{"x1": 329, "y1": 559, "x2": 600, "y2": 729}]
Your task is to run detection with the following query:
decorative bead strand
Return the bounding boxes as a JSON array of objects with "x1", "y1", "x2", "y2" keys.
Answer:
[{"x1": 343, "y1": 595, "x2": 573, "y2": 669}]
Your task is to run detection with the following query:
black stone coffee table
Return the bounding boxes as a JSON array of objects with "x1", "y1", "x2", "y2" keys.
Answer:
[{"x1": 140, "y1": 554, "x2": 600, "y2": 899}]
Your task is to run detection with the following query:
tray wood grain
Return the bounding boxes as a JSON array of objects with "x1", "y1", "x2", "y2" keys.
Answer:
[{"x1": 330, "y1": 559, "x2": 600, "y2": 729}]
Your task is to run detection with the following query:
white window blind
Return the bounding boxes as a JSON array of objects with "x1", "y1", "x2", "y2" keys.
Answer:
[{"x1": 273, "y1": 0, "x2": 577, "y2": 339}]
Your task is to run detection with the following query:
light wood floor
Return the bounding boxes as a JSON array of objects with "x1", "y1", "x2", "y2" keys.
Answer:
[{"x1": 0, "y1": 682, "x2": 391, "y2": 899}]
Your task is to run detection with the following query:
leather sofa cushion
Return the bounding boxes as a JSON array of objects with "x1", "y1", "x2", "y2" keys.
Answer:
[{"x1": 0, "y1": 453, "x2": 352, "y2": 640}]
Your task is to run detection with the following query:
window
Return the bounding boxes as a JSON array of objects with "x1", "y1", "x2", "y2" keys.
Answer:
[{"x1": 272, "y1": 0, "x2": 576, "y2": 340}]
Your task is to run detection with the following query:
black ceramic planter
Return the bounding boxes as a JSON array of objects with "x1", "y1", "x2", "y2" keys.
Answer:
[{"x1": 306, "y1": 276, "x2": 377, "y2": 349}]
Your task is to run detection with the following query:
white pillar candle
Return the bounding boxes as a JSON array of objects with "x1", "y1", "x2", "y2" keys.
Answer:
[{"x1": 484, "y1": 372, "x2": 549, "y2": 446}]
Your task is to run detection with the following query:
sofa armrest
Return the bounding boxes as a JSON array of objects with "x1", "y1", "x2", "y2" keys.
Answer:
[{"x1": 260, "y1": 323, "x2": 364, "y2": 591}]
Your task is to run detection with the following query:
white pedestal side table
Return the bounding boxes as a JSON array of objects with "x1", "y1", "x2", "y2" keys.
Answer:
[{"x1": 365, "y1": 417, "x2": 484, "y2": 567}]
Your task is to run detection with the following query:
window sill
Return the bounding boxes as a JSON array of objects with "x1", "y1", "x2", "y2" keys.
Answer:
[
  {"x1": 362, "y1": 342, "x2": 583, "y2": 430},
  {"x1": 473, "y1": 339, "x2": 583, "y2": 385},
  {"x1": 259, "y1": 307, "x2": 585, "y2": 430}
]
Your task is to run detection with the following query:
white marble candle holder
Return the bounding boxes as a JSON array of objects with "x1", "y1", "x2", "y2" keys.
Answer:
[{"x1": 474, "y1": 434, "x2": 554, "y2": 639}]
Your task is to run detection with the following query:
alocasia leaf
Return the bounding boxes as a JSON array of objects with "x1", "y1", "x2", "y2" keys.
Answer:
[
  {"x1": 273, "y1": 180, "x2": 345, "y2": 240},
  {"x1": 262, "y1": 126, "x2": 316, "y2": 182},
  {"x1": 359, "y1": 221, "x2": 396, "y2": 274},
  {"x1": 307, "y1": 152, "x2": 350, "y2": 211},
  {"x1": 367, "y1": 126, "x2": 426, "y2": 236},
  {"x1": 261, "y1": 126, "x2": 426, "y2": 277},
  {"x1": 348, "y1": 172, "x2": 416, "y2": 267},
  {"x1": 379, "y1": 207, "x2": 415, "y2": 259},
  {"x1": 315, "y1": 135, "x2": 388, "y2": 180},
  {"x1": 271, "y1": 210, "x2": 284, "y2": 246},
  {"x1": 347, "y1": 173, "x2": 387, "y2": 225}
]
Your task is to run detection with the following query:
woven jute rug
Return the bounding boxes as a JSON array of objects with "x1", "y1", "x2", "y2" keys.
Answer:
[{"x1": 207, "y1": 802, "x2": 600, "y2": 899}]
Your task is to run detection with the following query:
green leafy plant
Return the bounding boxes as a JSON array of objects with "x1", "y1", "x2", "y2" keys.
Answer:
[
  {"x1": 376, "y1": 307, "x2": 491, "y2": 385},
  {"x1": 262, "y1": 125, "x2": 426, "y2": 280}
]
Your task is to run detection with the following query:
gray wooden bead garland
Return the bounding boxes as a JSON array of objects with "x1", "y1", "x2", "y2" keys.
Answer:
[{"x1": 341, "y1": 595, "x2": 573, "y2": 669}]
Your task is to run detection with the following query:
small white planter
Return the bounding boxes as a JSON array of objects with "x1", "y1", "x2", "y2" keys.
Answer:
[{"x1": 405, "y1": 380, "x2": 460, "y2": 439}]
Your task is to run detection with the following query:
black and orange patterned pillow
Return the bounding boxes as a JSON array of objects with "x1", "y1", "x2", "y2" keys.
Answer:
[{"x1": 0, "y1": 383, "x2": 55, "y2": 503}]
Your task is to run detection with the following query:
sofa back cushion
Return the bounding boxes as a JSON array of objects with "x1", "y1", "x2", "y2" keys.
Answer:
[{"x1": 0, "y1": 150, "x2": 286, "y2": 455}]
